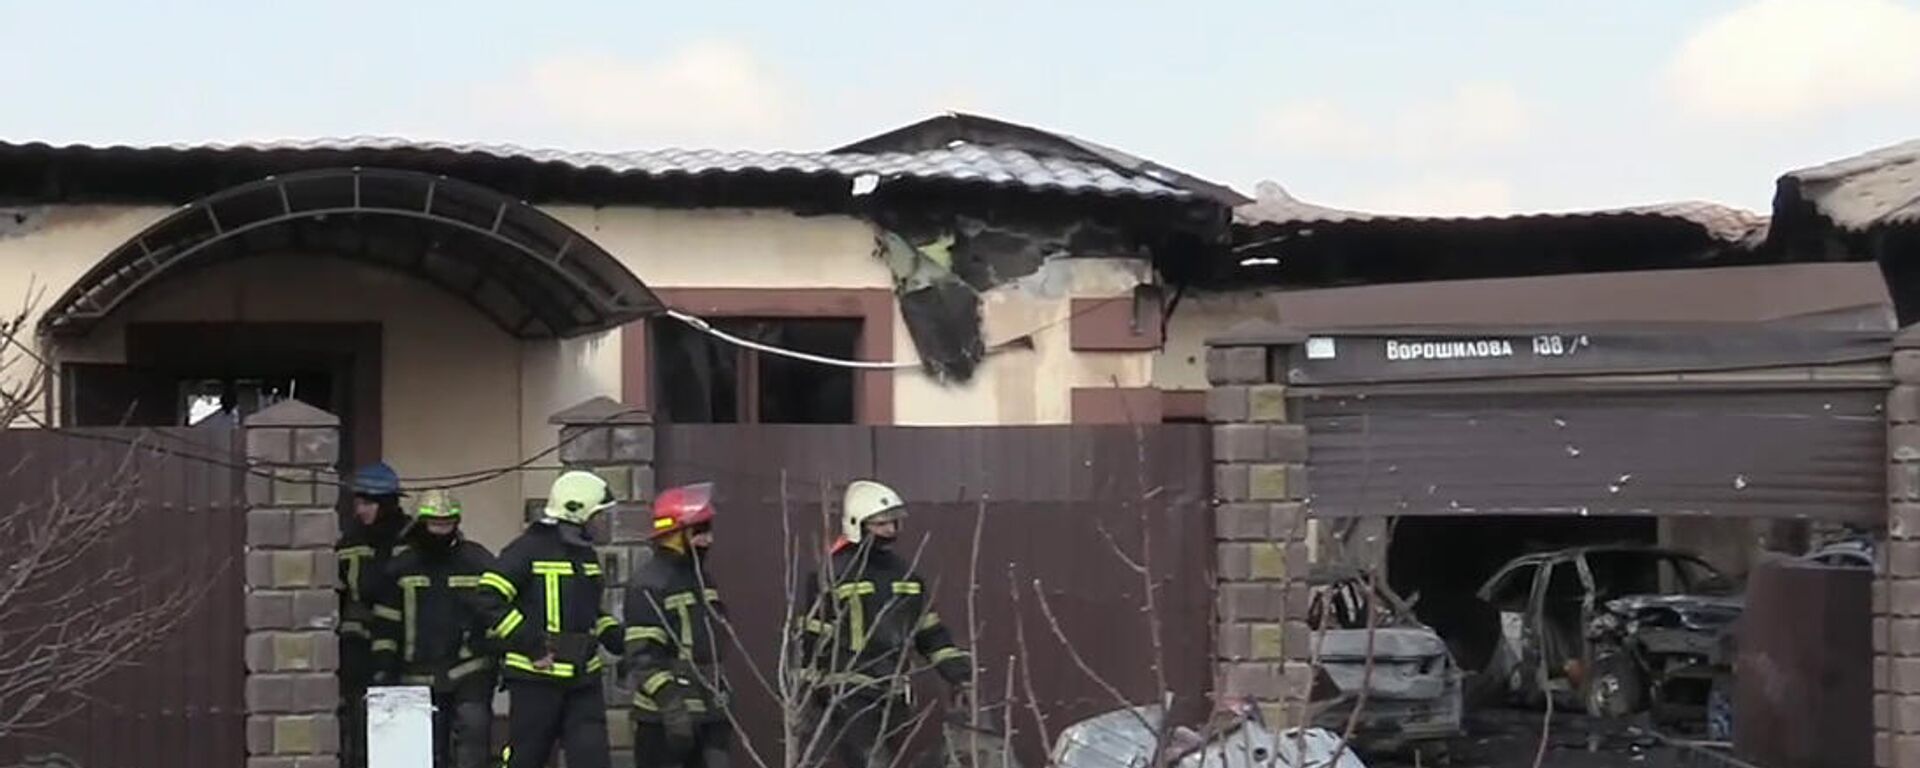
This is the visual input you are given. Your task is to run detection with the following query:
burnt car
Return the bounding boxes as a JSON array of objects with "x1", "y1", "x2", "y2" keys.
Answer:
[
  {"x1": 1304, "y1": 565, "x2": 1463, "y2": 759},
  {"x1": 1801, "y1": 536, "x2": 1875, "y2": 569},
  {"x1": 1474, "y1": 545, "x2": 1741, "y2": 725}
]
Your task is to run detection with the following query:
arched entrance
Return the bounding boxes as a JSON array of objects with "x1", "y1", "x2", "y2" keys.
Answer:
[{"x1": 41, "y1": 167, "x2": 662, "y2": 472}]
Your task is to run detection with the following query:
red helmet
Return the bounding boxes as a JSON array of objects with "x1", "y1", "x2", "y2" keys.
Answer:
[{"x1": 651, "y1": 482, "x2": 716, "y2": 539}]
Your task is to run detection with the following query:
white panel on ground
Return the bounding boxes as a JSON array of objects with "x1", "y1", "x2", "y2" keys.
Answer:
[{"x1": 367, "y1": 685, "x2": 435, "y2": 768}]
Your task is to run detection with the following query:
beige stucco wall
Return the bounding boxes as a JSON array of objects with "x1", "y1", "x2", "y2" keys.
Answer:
[
  {"x1": 547, "y1": 205, "x2": 1159, "y2": 426},
  {"x1": 891, "y1": 257, "x2": 1156, "y2": 425},
  {"x1": 0, "y1": 203, "x2": 1164, "y2": 548},
  {"x1": 544, "y1": 206, "x2": 892, "y2": 290},
  {"x1": 55, "y1": 254, "x2": 530, "y2": 551}
]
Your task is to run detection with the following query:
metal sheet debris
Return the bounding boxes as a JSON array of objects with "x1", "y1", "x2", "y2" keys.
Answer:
[{"x1": 1050, "y1": 706, "x2": 1367, "y2": 768}]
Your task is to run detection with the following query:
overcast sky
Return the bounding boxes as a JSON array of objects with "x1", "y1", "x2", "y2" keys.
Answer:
[{"x1": 4, "y1": 0, "x2": 1919, "y2": 215}]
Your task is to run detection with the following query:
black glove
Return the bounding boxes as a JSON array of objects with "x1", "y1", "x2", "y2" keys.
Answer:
[{"x1": 948, "y1": 683, "x2": 974, "y2": 713}]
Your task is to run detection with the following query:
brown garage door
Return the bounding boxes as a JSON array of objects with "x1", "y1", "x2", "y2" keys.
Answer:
[{"x1": 1301, "y1": 389, "x2": 1884, "y2": 522}]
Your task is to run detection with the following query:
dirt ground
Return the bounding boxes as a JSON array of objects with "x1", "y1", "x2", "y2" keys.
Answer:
[{"x1": 1364, "y1": 709, "x2": 1720, "y2": 768}]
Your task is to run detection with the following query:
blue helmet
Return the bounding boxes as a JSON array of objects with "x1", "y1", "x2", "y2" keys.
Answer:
[{"x1": 351, "y1": 462, "x2": 404, "y2": 497}]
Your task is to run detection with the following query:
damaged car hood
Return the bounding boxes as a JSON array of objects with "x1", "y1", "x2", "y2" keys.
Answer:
[
  {"x1": 1316, "y1": 627, "x2": 1455, "y2": 701},
  {"x1": 1318, "y1": 627, "x2": 1449, "y2": 660},
  {"x1": 1605, "y1": 593, "x2": 1744, "y2": 629}
]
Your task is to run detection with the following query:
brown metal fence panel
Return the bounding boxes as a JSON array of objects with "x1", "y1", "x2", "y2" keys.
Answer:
[
  {"x1": 1302, "y1": 390, "x2": 1885, "y2": 522},
  {"x1": 653, "y1": 423, "x2": 1214, "y2": 768},
  {"x1": 1731, "y1": 559, "x2": 1872, "y2": 768},
  {"x1": 0, "y1": 425, "x2": 247, "y2": 768}
]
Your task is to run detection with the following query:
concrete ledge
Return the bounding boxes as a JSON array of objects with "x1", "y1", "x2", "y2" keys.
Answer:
[
  {"x1": 550, "y1": 396, "x2": 652, "y2": 426},
  {"x1": 1206, "y1": 319, "x2": 1307, "y2": 348}
]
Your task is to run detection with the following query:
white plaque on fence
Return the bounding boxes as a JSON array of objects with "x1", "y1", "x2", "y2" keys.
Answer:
[{"x1": 367, "y1": 685, "x2": 434, "y2": 768}]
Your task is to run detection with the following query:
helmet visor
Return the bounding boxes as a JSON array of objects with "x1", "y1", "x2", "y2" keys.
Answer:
[{"x1": 415, "y1": 504, "x2": 460, "y2": 520}]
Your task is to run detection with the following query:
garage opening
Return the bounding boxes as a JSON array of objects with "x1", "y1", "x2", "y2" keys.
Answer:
[
  {"x1": 1273, "y1": 319, "x2": 1890, "y2": 761},
  {"x1": 1385, "y1": 515, "x2": 1656, "y2": 672}
]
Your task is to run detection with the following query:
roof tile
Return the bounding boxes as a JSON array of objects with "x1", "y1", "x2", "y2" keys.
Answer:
[{"x1": 0, "y1": 136, "x2": 1192, "y2": 201}]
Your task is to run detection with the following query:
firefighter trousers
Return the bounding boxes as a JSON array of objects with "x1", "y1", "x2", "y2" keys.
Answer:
[
  {"x1": 503, "y1": 679, "x2": 610, "y2": 768},
  {"x1": 429, "y1": 673, "x2": 496, "y2": 768},
  {"x1": 634, "y1": 720, "x2": 732, "y2": 768},
  {"x1": 811, "y1": 692, "x2": 914, "y2": 768}
]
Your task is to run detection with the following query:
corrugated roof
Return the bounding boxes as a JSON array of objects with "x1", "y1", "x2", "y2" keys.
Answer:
[
  {"x1": 1234, "y1": 181, "x2": 1770, "y2": 245},
  {"x1": 0, "y1": 135, "x2": 1194, "y2": 201},
  {"x1": 832, "y1": 112, "x2": 1249, "y2": 205},
  {"x1": 1777, "y1": 138, "x2": 1920, "y2": 230}
]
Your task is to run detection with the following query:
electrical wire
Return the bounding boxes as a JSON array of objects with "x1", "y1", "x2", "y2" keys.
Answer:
[
  {"x1": 3, "y1": 400, "x2": 650, "y2": 493},
  {"x1": 0, "y1": 293, "x2": 1150, "y2": 495},
  {"x1": 662, "y1": 292, "x2": 1133, "y2": 371},
  {"x1": 8, "y1": 392, "x2": 879, "y2": 497},
  {"x1": 665, "y1": 310, "x2": 919, "y2": 370}
]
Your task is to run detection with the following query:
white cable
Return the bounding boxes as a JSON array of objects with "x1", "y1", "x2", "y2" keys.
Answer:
[{"x1": 664, "y1": 309, "x2": 922, "y2": 370}]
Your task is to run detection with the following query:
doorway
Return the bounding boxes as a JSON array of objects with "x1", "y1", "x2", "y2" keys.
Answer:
[{"x1": 59, "y1": 322, "x2": 382, "y2": 470}]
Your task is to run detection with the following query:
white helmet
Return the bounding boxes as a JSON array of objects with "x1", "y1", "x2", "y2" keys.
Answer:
[
  {"x1": 543, "y1": 470, "x2": 617, "y2": 525},
  {"x1": 842, "y1": 479, "x2": 907, "y2": 543}
]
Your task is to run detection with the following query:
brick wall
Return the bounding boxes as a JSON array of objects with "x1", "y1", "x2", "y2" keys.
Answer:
[
  {"x1": 1885, "y1": 340, "x2": 1920, "y2": 767},
  {"x1": 244, "y1": 400, "x2": 345, "y2": 768},
  {"x1": 550, "y1": 397, "x2": 656, "y2": 768},
  {"x1": 1206, "y1": 326, "x2": 1313, "y2": 725}
]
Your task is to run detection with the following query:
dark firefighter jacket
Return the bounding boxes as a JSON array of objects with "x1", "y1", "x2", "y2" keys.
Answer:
[
  {"x1": 621, "y1": 549, "x2": 728, "y2": 722},
  {"x1": 367, "y1": 538, "x2": 499, "y2": 690},
  {"x1": 474, "y1": 522, "x2": 622, "y2": 685},
  {"x1": 336, "y1": 523, "x2": 403, "y2": 645},
  {"x1": 799, "y1": 539, "x2": 970, "y2": 694}
]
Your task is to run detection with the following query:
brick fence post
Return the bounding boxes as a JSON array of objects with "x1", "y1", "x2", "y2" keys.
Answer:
[
  {"x1": 550, "y1": 396, "x2": 655, "y2": 768},
  {"x1": 1886, "y1": 331, "x2": 1920, "y2": 768},
  {"x1": 243, "y1": 400, "x2": 344, "y2": 768},
  {"x1": 1206, "y1": 321, "x2": 1312, "y2": 727}
]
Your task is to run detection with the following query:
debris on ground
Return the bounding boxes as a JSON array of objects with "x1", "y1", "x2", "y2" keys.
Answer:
[{"x1": 1051, "y1": 704, "x2": 1368, "y2": 768}]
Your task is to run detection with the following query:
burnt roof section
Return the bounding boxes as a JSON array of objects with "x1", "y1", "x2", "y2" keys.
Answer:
[
  {"x1": 1236, "y1": 182, "x2": 1769, "y2": 244},
  {"x1": 832, "y1": 112, "x2": 1250, "y2": 207},
  {"x1": 0, "y1": 121, "x2": 1213, "y2": 209},
  {"x1": 1219, "y1": 182, "x2": 1786, "y2": 289},
  {"x1": 1773, "y1": 138, "x2": 1920, "y2": 234}
]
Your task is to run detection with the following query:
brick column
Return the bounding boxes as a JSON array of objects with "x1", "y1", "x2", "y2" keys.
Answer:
[
  {"x1": 1885, "y1": 333, "x2": 1920, "y2": 768},
  {"x1": 550, "y1": 396, "x2": 656, "y2": 768},
  {"x1": 243, "y1": 400, "x2": 345, "y2": 768},
  {"x1": 1206, "y1": 323, "x2": 1312, "y2": 727}
]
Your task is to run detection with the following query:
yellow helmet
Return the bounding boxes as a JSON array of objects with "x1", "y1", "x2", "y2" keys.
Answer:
[
  {"x1": 413, "y1": 489, "x2": 462, "y2": 520},
  {"x1": 842, "y1": 479, "x2": 907, "y2": 543},
  {"x1": 543, "y1": 470, "x2": 616, "y2": 525}
]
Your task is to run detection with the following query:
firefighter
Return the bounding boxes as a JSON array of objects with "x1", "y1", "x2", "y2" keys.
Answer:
[
  {"x1": 337, "y1": 462, "x2": 410, "y2": 768},
  {"x1": 367, "y1": 489, "x2": 499, "y2": 768},
  {"x1": 799, "y1": 480, "x2": 972, "y2": 768},
  {"x1": 476, "y1": 470, "x2": 624, "y2": 768},
  {"x1": 624, "y1": 482, "x2": 732, "y2": 768}
]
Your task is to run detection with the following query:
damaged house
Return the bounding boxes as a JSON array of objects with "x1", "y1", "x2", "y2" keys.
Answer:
[
  {"x1": 1198, "y1": 143, "x2": 1920, "y2": 767},
  {"x1": 0, "y1": 113, "x2": 1243, "y2": 550},
  {"x1": 0, "y1": 114, "x2": 1250, "y2": 768},
  {"x1": 8, "y1": 110, "x2": 1920, "y2": 768}
]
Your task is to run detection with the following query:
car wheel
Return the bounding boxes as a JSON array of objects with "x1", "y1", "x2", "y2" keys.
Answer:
[{"x1": 1585, "y1": 652, "x2": 1645, "y2": 719}]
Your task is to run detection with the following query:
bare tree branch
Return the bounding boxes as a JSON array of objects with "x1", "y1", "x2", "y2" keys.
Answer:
[
  {"x1": 1007, "y1": 569, "x2": 1053, "y2": 756},
  {"x1": 0, "y1": 295, "x2": 219, "y2": 745}
]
